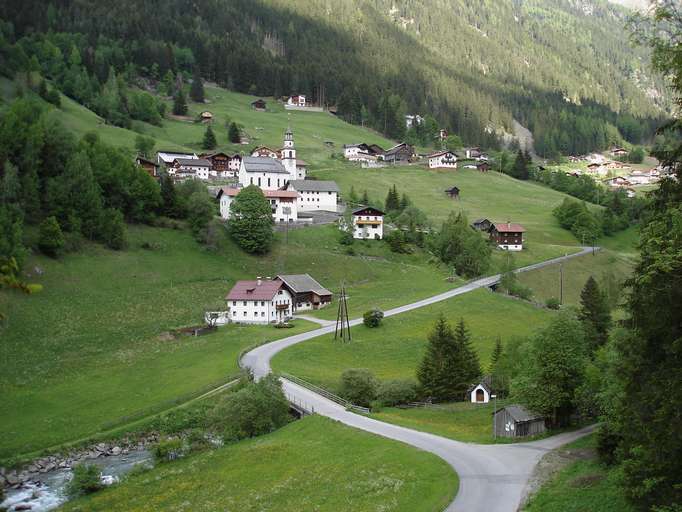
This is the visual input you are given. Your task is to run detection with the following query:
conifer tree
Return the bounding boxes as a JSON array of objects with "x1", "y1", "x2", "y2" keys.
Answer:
[
  {"x1": 399, "y1": 193, "x2": 410, "y2": 211},
  {"x1": 361, "y1": 190, "x2": 369, "y2": 205},
  {"x1": 159, "y1": 171, "x2": 181, "y2": 218},
  {"x1": 228, "y1": 122, "x2": 240, "y2": 143},
  {"x1": 172, "y1": 87, "x2": 188, "y2": 115},
  {"x1": 578, "y1": 276, "x2": 611, "y2": 352},
  {"x1": 490, "y1": 336, "x2": 503, "y2": 372},
  {"x1": 189, "y1": 69, "x2": 205, "y2": 103},
  {"x1": 385, "y1": 185, "x2": 400, "y2": 212},
  {"x1": 202, "y1": 124, "x2": 217, "y2": 150},
  {"x1": 452, "y1": 318, "x2": 482, "y2": 395},
  {"x1": 38, "y1": 216, "x2": 64, "y2": 257}
]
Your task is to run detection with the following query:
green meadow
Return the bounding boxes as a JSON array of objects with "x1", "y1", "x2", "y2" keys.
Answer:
[
  {"x1": 272, "y1": 288, "x2": 555, "y2": 393},
  {"x1": 61, "y1": 415, "x2": 457, "y2": 512}
]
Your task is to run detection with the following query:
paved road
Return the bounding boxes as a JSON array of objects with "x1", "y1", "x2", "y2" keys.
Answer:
[{"x1": 241, "y1": 247, "x2": 597, "y2": 512}]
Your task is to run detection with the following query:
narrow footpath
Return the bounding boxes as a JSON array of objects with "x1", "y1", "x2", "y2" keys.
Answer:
[{"x1": 241, "y1": 247, "x2": 597, "y2": 512}]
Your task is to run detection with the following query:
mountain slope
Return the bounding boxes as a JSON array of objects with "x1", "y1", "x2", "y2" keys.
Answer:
[{"x1": 2, "y1": 0, "x2": 669, "y2": 154}]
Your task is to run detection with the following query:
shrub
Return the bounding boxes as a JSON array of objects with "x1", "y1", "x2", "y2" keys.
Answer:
[
  {"x1": 66, "y1": 464, "x2": 103, "y2": 497},
  {"x1": 377, "y1": 379, "x2": 417, "y2": 406},
  {"x1": 99, "y1": 208, "x2": 127, "y2": 250},
  {"x1": 152, "y1": 437, "x2": 184, "y2": 463},
  {"x1": 546, "y1": 297, "x2": 561, "y2": 310},
  {"x1": 207, "y1": 375, "x2": 290, "y2": 441},
  {"x1": 363, "y1": 308, "x2": 384, "y2": 328},
  {"x1": 339, "y1": 368, "x2": 378, "y2": 407},
  {"x1": 338, "y1": 228, "x2": 354, "y2": 246},
  {"x1": 385, "y1": 229, "x2": 411, "y2": 253},
  {"x1": 185, "y1": 429, "x2": 211, "y2": 452},
  {"x1": 38, "y1": 216, "x2": 65, "y2": 257}
]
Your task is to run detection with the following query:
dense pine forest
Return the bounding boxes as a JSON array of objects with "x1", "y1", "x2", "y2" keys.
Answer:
[{"x1": 0, "y1": 0, "x2": 671, "y2": 155}]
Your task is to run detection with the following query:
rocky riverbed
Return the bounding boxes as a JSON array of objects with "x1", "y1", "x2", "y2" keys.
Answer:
[{"x1": 1, "y1": 436, "x2": 157, "y2": 512}]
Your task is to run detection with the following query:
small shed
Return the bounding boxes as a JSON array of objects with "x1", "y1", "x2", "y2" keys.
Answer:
[
  {"x1": 251, "y1": 99, "x2": 267, "y2": 111},
  {"x1": 468, "y1": 380, "x2": 492, "y2": 403},
  {"x1": 199, "y1": 111, "x2": 214, "y2": 122},
  {"x1": 472, "y1": 218, "x2": 492, "y2": 231},
  {"x1": 477, "y1": 162, "x2": 490, "y2": 172},
  {"x1": 493, "y1": 405, "x2": 545, "y2": 438},
  {"x1": 444, "y1": 186, "x2": 460, "y2": 199}
]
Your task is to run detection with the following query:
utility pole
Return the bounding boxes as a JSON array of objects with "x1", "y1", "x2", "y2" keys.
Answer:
[
  {"x1": 335, "y1": 283, "x2": 351, "y2": 342},
  {"x1": 492, "y1": 394, "x2": 498, "y2": 440},
  {"x1": 559, "y1": 262, "x2": 564, "y2": 305}
]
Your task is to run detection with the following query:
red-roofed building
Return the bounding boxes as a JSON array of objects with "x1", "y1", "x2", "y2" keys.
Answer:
[
  {"x1": 490, "y1": 222, "x2": 526, "y2": 251},
  {"x1": 226, "y1": 279, "x2": 293, "y2": 324},
  {"x1": 217, "y1": 187, "x2": 299, "y2": 223}
]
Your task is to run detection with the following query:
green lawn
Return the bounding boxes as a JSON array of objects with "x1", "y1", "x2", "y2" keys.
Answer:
[
  {"x1": 272, "y1": 288, "x2": 555, "y2": 393},
  {"x1": 523, "y1": 434, "x2": 632, "y2": 512},
  {"x1": 372, "y1": 400, "x2": 508, "y2": 444},
  {"x1": 61, "y1": 415, "x2": 457, "y2": 512},
  {"x1": 517, "y1": 249, "x2": 633, "y2": 307}
]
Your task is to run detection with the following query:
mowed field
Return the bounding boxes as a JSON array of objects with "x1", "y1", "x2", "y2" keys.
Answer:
[
  {"x1": 272, "y1": 288, "x2": 555, "y2": 393},
  {"x1": 61, "y1": 415, "x2": 457, "y2": 512}
]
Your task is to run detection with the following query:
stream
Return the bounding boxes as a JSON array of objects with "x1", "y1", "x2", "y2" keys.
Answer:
[{"x1": 1, "y1": 449, "x2": 152, "y2": 512}]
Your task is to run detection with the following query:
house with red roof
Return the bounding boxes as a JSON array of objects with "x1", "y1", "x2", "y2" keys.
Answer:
[
  {"x1": 226, "y1": 278, "x2": 293, "y2": 324},
  {"x1": 490, "y1": 222, "x2": 526, "y2": 251}
]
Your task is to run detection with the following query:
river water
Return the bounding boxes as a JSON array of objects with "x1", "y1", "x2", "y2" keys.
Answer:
[{"x1": 1, "y1": 449, "x2": 152, "y2": 512}]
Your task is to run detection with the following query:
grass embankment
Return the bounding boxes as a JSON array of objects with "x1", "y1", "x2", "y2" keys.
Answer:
[
  {"x1": 0, "y1": 222, "x2": 454, "y2": 459},
  {"x1": 523, "y1": 434, "x2": 631, "y2": 512},
  {"x1": 61, "y1": 415, "x2": 457, "y2": 512},
  {"x1": 272, "y1": 288, "x2": 554, "y2": 393},
  {"x1": 372, "y1": 400, "x2": 509, "y2": 444}
]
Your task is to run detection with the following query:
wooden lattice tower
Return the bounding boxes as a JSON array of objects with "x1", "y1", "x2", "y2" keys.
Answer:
[{"x1": 335, "y1": 284, "x2": 351, "y2": 342}]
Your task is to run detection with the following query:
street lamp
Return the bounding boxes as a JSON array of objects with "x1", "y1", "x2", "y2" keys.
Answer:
[{"x1": 491, "y1": 394, "x2": 498, "y2": 440}]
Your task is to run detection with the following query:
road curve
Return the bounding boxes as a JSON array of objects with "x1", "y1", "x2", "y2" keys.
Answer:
[{"x1": 241, "y1": 247, "x2": 597, "y2": 512}]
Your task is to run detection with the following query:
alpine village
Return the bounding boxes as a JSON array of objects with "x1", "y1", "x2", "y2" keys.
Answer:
[{"x1": 1, "y1": 1, "x2": 681, "y2": 511}]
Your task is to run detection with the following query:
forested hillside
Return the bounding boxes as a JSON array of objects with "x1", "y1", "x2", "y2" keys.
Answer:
[{"x1": 0, "y1": 0, "x2": 670, "y2": 155}]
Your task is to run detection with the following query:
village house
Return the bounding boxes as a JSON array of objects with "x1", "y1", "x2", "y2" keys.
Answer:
[
  {"x1": 472, "y1": 218, "x2": 492, "y2": 231},
  {"x1": 610, "y1": 147, "x2": 629, "y2": 157},
  {"x1": 343, "y1": 143, "x2": 384, "y2": 162},
  {"x1": 200, "y1": 152, "x2": 236, "y2": 178},
  {"x1": 463, "y1": 147, "x2": 488, "y2": 161},
  {"x1": 251, "y1": 146, "x2": 280, "y2": 159},
  {"x1": 405, "y1": 114, "x2": 424, "y2": 129},
  {"x1": 468, "y1": 379, "x2": 492, "y2": 403},
  {"x1": 490, "y1": 222, "x2": 525, "y2": 251},
  {"x1": 275, "y1": 274, "x2": 333, "y2": 312},
  {"x1": 428, "y1": 150, "x2": 458, "y2": 169},
  {"x1": 493, "y1": 405, "x2": 546, "y2": 438},
  {"x1": 135, "y1": 156, "x2": 159, "y2": 179},
  {"x1": 585, "y1": 162, "x2": 608, "y2": 177},
  {"x1": 627, "y1": 170, "x2": 657, "y2": 185},
  {"x1": 351, "y1": 206, "x2": 384, "y2": 240},
  {"x1": 438, "y1": 129, "x2": 448, "y2": 141},
  {"x1": 284, "y1": 180, "x2": 339, "y2": 212},
  {"x1": 251, "y1": 98, "x2": 267, "y2": 111},
  {"x1": 287, "y1": 94, "x2": 306, "y2": 107},
  {"x1": 381, "y1": 143, "x2": 414, "y2": 164},
  {"x1": 199, "y1": 111, "x2": 213, "y2": 123},
  {"x1": 604, "y1": 176, "x2": 632, "y2": 188},
  {"x1": 156, "y1": 150, "x2": 197, "y2": 168},
  {"x1": 172, "y1": 157, "x2": 213, "y2": 180},
  {"x1": 217, "y1": 187, "x2": 298, "y2": 223},
  {"x1": 477, "y1": 162, "x2": 491, "y2": 172},
  {"x1": 225, "y1": 278, "x2": 293, "y2": 324}
]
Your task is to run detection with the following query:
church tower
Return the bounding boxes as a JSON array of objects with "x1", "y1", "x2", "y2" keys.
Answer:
[{"x1": 282, "y1": 125, "x2": 297, "y2": 180}]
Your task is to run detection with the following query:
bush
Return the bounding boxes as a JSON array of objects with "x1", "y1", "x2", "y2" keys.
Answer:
[
  {"x1": 363, "y1": 308, "x2": 384, "y2": 328},
  {"x1": 338, "y1": 228, "x2": 354, "y2": 246},
  {"x1": 185, "y1": 428, "x2": 211, "y2": 453},
  {"x1": 385, "y1": 229, "x2": 412, "y2": 253},
  {"x1": 545, "y1": 297, "x2": 561, "y2": 310},
  {"x1": 152, "y1": 437, "x2": 184, "y2": 463},
  {"x1": 376, "y1": 379, "x2": 417, "y2": 407},
  {"x1": 38, "y1": 216, "x2": 65, "y2": 257},
  {"x1": 66, "y1": 464, "x2": 103, "y2": 497},
  {"x1": 207, "y1": 375, "x2": 290, "y2": 441},
  {"x1": 339, "y1": 368, "x2": 378, "y2": 407},
  {"x1": 99, "y1": 208, "x2": 127, "y2": 250}
]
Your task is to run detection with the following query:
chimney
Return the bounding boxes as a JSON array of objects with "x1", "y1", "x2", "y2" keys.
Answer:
[
  {"x1": 256, "y1": 277, "x2": 262, "y2": 286},
  {"x1": 507, "y1": 220, "x2": 511, "y2": 229}
]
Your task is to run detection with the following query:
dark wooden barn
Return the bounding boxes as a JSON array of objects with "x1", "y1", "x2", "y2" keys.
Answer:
[
  {"x1": 445, "y1": 186, "x2": 460, "y2": 199},
  {"x1": 493, "y1": 405, "x2": 546, "y2": 438}
]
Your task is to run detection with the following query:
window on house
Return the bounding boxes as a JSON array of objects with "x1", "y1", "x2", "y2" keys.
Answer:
[
  {"x1": 233, "y1": 311, "x2": 237, "y2": 316},
  {"x1": 268, "y1": 178, "x2": 271, "y2": 187},
  {"x1": 243, "y1": 311, "x2": 247, "y2": 316},
  {"x1": 243, "y1": 301, "x2": 247, "y2": 306},
  {"x1": 261, "y1": 312, "x2": 265, "y2": 317},
  {"x1": 261, "y1": 301, "x2": 265, "y2": 306},
  {"x1": 233, "y1": 301, "x2": 236, "y2": 306}
]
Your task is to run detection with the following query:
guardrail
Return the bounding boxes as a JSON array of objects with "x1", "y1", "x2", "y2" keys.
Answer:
[{"x1": 279, "y1": 372, "x2": 371, "y2": 414}]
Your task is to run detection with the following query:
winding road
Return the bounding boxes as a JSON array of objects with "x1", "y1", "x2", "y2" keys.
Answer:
[{"x1": 241, "y1": 247, "x2": 597, "y2": 512}]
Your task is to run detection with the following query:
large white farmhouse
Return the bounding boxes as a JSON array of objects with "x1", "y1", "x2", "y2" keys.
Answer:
[
  {"x1": 226, "y1": 279, "x2": 293, "y2": 324},
  {"x1": 217, "y1": 187, "x2": 299, "y2": 223},
  {"x1": 156, "y1": 150, "x2": 197, "y2": 167},
  {"x1": 284, "y1": 180, "x2": 339, "y2": 212},
  {"x1": 427, "y1": 151, "x2": 458, "y2": 169},
  {"x1": 172, "y1": 158, "x2": 212, "y2": 180},
  {"x1": 352, "y1": 206, "x2": 384, "y2": 240}
]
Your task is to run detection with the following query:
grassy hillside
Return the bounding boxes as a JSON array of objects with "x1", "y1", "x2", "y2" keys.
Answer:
[
  {"x1": 61, "y1": 415, "x2": 457, "y2": 512},
  {"x1": 272, "y1": 288, "x2": 555, "y2": 393}
]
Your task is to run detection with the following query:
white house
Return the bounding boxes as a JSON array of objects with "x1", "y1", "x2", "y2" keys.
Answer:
[
  {"x1": 217, "y1": 187, "x2": 298, "y2": 223},
  {"x1": 427, "y1": 151, "x2": 458, "y2": 169},
  {"x1": 284, "y1": 180, "x2": 339, "y2": 212},
  {"x1": 172, "y1": 158, "x2": 212, "y2": 180},
  {"x1": 468, "y1": 381, "x2": 492, "y2": 403},
  {"x1": 351, "y1": 206, "x2": 384, "y2": 240},
  {"x1": 296, "y1": 159, "x2": 307, "y2": 180},
  {"x1": 238, "y1": 157, "x2": 291, "y2": 190},
  {"x1": 157, "y1": 151, "x2": 197, "y2": 167},
  {"x1": 405, "y1": 114, "x2": 423, "y2": 129},
  {"x1": 225, "y1": 279, "x2": 293, "y2": 324},
  {"x1": 287, "y1": 94, "x2": 306, "y2": 107}
]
